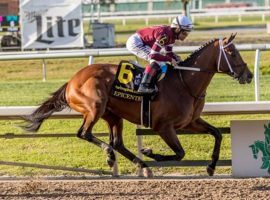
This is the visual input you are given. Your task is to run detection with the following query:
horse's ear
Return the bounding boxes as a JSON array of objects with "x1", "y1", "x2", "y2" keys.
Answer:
[{"x1": 228, "y1": 33, "x2": 237, "y2": 43}]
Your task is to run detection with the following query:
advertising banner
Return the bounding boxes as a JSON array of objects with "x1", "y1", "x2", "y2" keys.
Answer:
[
  {"x1": 20, "y1": 0, "x2": 83, "y2": 49},
  {"x1": 231, "y1": 120, "x2": 270, "y2": 177}
]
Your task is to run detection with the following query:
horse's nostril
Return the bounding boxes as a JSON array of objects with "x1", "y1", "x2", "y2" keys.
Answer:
[{"x1": 248, "y1": 73, "x2": 253, "y2": 79}]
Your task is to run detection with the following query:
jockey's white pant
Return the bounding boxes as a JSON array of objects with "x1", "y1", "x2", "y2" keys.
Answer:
[
  {"x1": 126, "y1": 33, "x2": 166, "y2": 70},
  {"x1": 126, "y1": 33, "x2": 151, "y2": 62}
]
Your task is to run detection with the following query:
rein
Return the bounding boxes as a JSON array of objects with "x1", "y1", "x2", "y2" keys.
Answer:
[{"x1": 174, "y1": 65, "x2": 216, "y2": 74}]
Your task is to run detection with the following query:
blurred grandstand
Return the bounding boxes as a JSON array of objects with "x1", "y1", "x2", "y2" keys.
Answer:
[
  {"x1": 0, "y1": 0, "x2": 270, "y2": 50},
  {"x1": 82, "y1": 0, "x2": 270, "y2": 12}
]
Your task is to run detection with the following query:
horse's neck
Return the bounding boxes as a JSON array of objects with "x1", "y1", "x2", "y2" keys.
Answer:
[{"x1": 182, "y1": 47, "x2": 217, "y2": 98}]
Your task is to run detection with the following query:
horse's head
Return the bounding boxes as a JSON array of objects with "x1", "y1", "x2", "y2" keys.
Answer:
[{"x1": 216, "y1": 33, "x2": 253, "y2": 84}]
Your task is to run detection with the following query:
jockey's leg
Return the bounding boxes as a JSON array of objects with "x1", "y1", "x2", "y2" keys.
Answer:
[{"x1": 138, "y1": 62, "x2": 160, "y2": 94}]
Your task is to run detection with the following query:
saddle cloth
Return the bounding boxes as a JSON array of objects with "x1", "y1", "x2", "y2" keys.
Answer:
[
  {"x1": 110, "y1": 60, "x2": 153, "y2": 127},
  {"x1": 111, "y1": 60, "x2": 144, "y2": 102}
]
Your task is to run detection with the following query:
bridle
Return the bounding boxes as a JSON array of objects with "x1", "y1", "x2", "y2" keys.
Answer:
[
  {"x1": 175, "y1": 38, "x2": 246, "y2": 99},
  {"x1": 217, "y1": 38, "x2": 246, "y2": 78},
  {"x1": 175, "y1": 38, "x2": 245, "y2": 75}
]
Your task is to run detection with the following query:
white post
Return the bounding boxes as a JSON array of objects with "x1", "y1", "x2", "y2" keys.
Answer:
[
  {"x1": 112, "y1": 150, "x2": 119, "y2": 177},
  {"x1": 145, "y1": 18, "x2": 149, "y2": 26},
  {"x1": 148, "y1": 0, "x2": 153, "y2": 12},
  {"x1": 238, "y1": 14, "x2": 242, "y2": 22},
  {"x1": 215, "y1": 15, "x2": 218, "y2": 23},
  {"x1": 254, "y1": 49, "x2": 261, "y2": 101},
  {"x1": 267, "y1": 23, "x2": 270, "y2": 34},
  {"x1": 109, "y1": 3, "x2": 115, "y2": 12},
  {"x1": 42, "y1": 59, "x2": 46, "y2": 82},
  {"x1": 199, "y1": 0, "x2": 202, "y2": 9},
  {"x1": 88, "y1": 56, "x2": 94, "y2": 65},
  {"x1": 97, "y1": 4, "x2": 101, "y2": 22},
  {"x1": 90, "y1": 3, "x2": 94, "y2": 23},
  {"x1": 262, "y1": 13, "x2": 265, "y2": 22},
  {"x1": 191, "y1": 15, "x2": 195, "y2": 24},
  {"x1": 137, "y1": 137, "x2": 143, "y2": 160},
  {"x1": 137, "y1": 125, "x2": 143, "y2": 177}
]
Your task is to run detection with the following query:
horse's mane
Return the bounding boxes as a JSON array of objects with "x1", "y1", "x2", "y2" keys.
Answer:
[{"x1": 182, "y1": 38, "x2": 218, "y2": 65}]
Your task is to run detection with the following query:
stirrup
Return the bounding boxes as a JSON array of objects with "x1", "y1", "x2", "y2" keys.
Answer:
[{"x1": 137, "y1": 85, "x2": 157, "y2": 95}]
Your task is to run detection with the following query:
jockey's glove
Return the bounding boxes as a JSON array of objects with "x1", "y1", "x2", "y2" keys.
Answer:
[{"x1": 171, "y1": 59, "x2": 178, "y2": 67}]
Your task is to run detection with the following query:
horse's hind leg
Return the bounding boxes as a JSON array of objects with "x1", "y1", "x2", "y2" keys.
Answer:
[
  {"x1": 102, "y1": 111, "x2": 153, "y2": 178},
  {"x1": 76, "y1": 100, "x2": 113, "y2": 161},
  {"x1": 77, "y1": 117, "x2": 111, "y2": 150}
]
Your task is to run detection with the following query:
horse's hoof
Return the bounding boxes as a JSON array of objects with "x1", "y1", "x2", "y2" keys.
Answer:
[
  {"x1": 141, "y1": 148, "x2": 153, "y2": 156},
  {"x1": 107, "y1": 157, "x2": 115, "y2": 168},
  {"x1": 207, "y1": 165, "x2": 215, "y2": 176},
  {"x1": 102, "y1": 145, "x2": 113, "y2": 154},
  {"x1": 143, "y1": 168, "x2": 154, "y2": 178}
]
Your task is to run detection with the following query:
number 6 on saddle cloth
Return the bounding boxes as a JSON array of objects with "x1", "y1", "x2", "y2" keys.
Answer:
[{"x1": 110, "y1": 60, "x2": 167, "y2": 127}]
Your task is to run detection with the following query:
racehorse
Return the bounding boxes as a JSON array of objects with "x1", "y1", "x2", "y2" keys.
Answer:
[{"x1": 22, "y1": 34, "x2": 252, "y2": 177}]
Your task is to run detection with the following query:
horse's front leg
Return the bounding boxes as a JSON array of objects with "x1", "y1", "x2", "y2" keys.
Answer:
[
  {"x1": 141, "y1": 125, "x2": 185, "y2": 162},
  {"x1": 186, "y1": 117, "x2": 222, "y2": 176}
]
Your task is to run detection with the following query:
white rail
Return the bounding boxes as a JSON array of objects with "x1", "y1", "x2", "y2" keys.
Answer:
[
  {"x1": 2, "y1": 102, "x2": 269, "y2": 176},
  {"x1": 0, "y1": 44, "x2": 269, "y2": 61},
  {"x1": 1, "y1": 102, "x2": 270, "y2": 119}
]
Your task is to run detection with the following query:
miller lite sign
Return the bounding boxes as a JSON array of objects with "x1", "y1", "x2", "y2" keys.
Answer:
[{"x1": 20, "y1": 0, "x2": 84, "y2": 49}]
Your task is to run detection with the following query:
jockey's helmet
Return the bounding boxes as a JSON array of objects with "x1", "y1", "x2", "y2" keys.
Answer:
[{"x1": 171, "y1": 15, "x2": 193, "y2": 32}]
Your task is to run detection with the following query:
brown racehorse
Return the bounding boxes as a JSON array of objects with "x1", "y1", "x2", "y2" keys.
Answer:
[{"x1": 22, "y1": 34, "x2": 252, "y2": 177}]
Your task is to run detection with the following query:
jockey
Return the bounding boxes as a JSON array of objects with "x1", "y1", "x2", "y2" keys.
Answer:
[{"x1": 126, "y1": 15, "x2": 193, "y2": 94}]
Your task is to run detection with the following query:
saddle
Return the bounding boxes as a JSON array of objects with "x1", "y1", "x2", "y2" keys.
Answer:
[{"x1": 110, "y1": 60, "x2": 166, "y2": 128}]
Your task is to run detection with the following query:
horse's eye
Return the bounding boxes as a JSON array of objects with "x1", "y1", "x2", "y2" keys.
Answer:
[{"x1": 228, "y1": 50, "x2": 236, "y2": 57}]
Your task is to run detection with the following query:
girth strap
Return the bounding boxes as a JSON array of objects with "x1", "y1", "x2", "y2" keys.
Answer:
[{"x1": 141, "y1": 96, "x2": 151, "y2": 128}]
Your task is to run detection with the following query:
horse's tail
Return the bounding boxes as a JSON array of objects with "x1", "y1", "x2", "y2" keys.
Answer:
[{"x1": 22, "y1": 83, "x2": 69, "y2": 132}]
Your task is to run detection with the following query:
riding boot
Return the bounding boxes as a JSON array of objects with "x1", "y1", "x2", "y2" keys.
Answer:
[{"x1": 138, "y1": 63, "x2": 159, "y2": 94}]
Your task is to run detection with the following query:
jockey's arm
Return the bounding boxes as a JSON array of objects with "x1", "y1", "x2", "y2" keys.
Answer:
[
  {"x1": 148, "y1": 35, "x2": 172, "y2": 63},
  {"x1": 165, "y1": 44, "x2": 182, "y2": 63}
]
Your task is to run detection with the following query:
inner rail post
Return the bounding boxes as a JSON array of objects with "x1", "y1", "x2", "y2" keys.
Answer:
[{"x1": 254, "y1": 49, "x2": 260, "y2": 101}]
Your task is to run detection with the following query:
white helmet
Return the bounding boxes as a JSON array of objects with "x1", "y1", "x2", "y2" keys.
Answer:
[{"x1": 171, "y1": 15, "x2": 193, "y2": 32}]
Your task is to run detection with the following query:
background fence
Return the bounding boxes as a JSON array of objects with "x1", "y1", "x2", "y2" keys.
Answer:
[
  {"x1": 0, "y1": 44, "x2": 269, "y2": 100},
  {"x1": 1, "y1": 101, "x2": 270, "y2": 175},
  {"x1": 0, "y1": 39, "x2": 269, "y2": 176}
]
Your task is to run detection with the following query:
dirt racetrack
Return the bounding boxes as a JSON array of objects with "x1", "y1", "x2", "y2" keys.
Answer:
[{"x1": 0, "y1": 176, "x2": 270, "y2": 199}]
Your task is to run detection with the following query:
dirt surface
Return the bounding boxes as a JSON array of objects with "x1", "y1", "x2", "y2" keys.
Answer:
[{"x1": 0, "y1": 176, "x2": 270, "y2": 199}]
